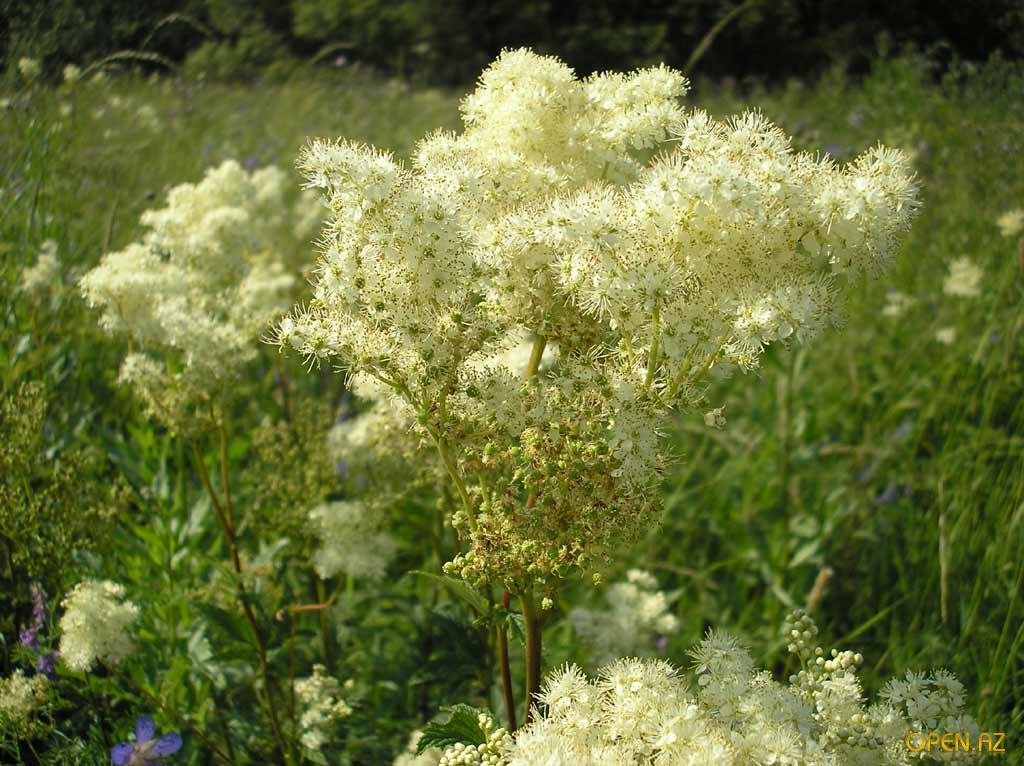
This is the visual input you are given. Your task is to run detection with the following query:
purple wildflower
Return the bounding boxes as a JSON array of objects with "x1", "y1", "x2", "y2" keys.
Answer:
[
  {"x1": 111, "y1": 716, "x2": 182, "y2": 765},
  {"x1": 19, "y1": 626, "x2": 39, "y2": 651},
  {"x1": 19, "y1": 584, "x2": 47, "y2": 651},
  {"x1": 36, "y1": 652, "x2": 58, "y2": 677}
]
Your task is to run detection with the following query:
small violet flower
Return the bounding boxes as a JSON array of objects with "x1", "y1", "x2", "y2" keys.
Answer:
[
  {"x1": 111, "y1": 716, "x2": 182, "y2": 765},
  {"x1": 19, "y1": 584, "x2": 47, "y2": 651},
  {"x1": 36, "y1": 652, "x2": 58, "y2": 677}
]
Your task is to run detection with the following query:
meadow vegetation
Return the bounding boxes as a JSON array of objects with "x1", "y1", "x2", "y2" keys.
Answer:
[{"x1": 0, "y1": 51, "x2": 1021, "y2": 764}]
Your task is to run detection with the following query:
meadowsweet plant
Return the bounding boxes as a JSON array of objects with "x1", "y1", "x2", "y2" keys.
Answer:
[
  {"x1": 294, "y1": 664, "x2": 353, "y2": 753},
  {"x1": 426, "y1": 611, "x2": 977, "y2": 765},
  {"x1": 81, "y1": 159, "x2": 323, "y2": 761},
  {"x1": 278, "y1": 47, "x2": 919, "y2": 716},
  {"x1": 308, "y1": 499, "x2": 398, "y2": 580},
  {"x1": 58, "y1": 580, "x2": 139, "y2": 673},
  {"x1": 0, "y1": 671, "x2": 49, "y2": 738},
  {"x1": 80, "y1": 159, "x2": 301, "y2": 432},
  {"x1": 19, "y1": 239, "x2": 61, "y2": 294}
]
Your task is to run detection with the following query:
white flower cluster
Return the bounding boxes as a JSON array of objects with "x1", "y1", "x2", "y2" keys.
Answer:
[
  {"x1": 327, "y1": 400, "x2": 422, "y2": 491},
  {"x1": 457, "y1": 611, "x2": 977, "y2": 765},
  {"x1": 438, "y1": 713, "x2": 512, "y2": 766},
  {"x1": 941, "y1": 257, "x2": 983, "y2": 298},
  {"x1": 295, "y1": 664, "x2": 353, "y2": 751},
  {"x1": 882, "y1": 289, "x2": 917, "y2": 319},
  {"x1": 19, "y1": 239, "x2": 61, "y2": 294},
  {"x1": 278, "y1": 49, "x2": 919, "y2": 586},
  {"x1": 570, "y1": 569, "x2": 679, "y2": 662},
  {"x1": 0, "y1": 670, "x2": 48, "y2": 732},
  {"x1": 308, "y1": 500, "x2": 397, "y2": 580},
  {"x1": 58, "y1": 580, "x2": 139, "y2": 672},
  {"x1": 18, "y1": 57, "x2": 41, "y2": 82},
  {"x1": 393, "y1": 731, "x2": 442, "y2": 766},
  {"x1": 996, "y1": 208, "x2": 1023, "y2": 238},
  {"x1": 80, "y1": 160, "x2": 300, "y2": 430}
]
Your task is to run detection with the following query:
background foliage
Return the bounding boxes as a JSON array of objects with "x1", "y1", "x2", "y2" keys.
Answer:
[{"x1": 2, "y1": 0, "x2": 1024, "y2": 84}]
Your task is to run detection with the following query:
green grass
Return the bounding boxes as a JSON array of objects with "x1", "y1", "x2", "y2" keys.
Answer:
[{"x1": 1, "y1": 55, "x2": 1022, "y2": 763}]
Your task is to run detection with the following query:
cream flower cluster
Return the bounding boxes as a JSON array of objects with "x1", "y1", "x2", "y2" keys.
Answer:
[
  {"x1": 58, "y1": 580, "x2": 139, "y2": 672},
  {"x1": 295, "y1": 664, "x2": 353, "y2": 751},
  {"x1": 81, "y1": 160, "x2": 300, "y2": 430},
  {"x1": 0, "y1": 670, "x2": 48, "y2": 733},
  {"x1": 444, "y1": 611, "x2": 976, "y2": 766},
  {"x1": 19, "y1": 239, "x2": 61, "y2": 294},
  {"x1": 941, "y1": 257, "x2": 983, "y2": 298},
  {"x1": 393, "y1": 731, "x2": 442, "y2": 766},
  {"x1": 18, "y1": 57, "x2": 41, "y2": 82},
  {"x1": 308, "y1": 500, "x2": 397, "y2": 580},
  {"x1": 278, "y1": 49, "x2": 919, "y2": 587},
  {"x1": 996, "y1": 208, "x2": 1023, "y2": 238},
  {"x1": 570, "y1": 569, "x2": 679, "y2": 662},
  {"x1": 327, "y1": 400, "x2": 422, "y2": 492}
]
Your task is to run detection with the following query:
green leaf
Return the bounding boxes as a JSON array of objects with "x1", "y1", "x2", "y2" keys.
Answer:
[
  {"x1": 411, "y1": 570, "x2": 489, "y2": 615},
  {"x1": 417, "y1": 704, "x2": 487, "y2": 753}
]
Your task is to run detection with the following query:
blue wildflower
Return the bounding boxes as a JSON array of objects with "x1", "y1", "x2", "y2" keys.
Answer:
[{"x1": 111, "y1": 716, "x2": 182, "y2": 765}]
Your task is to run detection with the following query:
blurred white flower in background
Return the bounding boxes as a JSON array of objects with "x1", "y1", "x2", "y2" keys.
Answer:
[
  {"x1": 996, "y1": 208, "x2": 1023, "y2": 238},
  {"x1": 942, "y1": 257, "x2": 982, "y2": 298},
  {"x1": 570, "y1": 569, "x2": 679, "y2": 662},
  {"x1": 19, "y1": 239, "x2": 61, "y2": 293}
]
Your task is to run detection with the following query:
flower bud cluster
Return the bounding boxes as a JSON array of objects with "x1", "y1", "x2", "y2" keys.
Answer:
[
  {"x1": 438, "y1": 713, "x2": 511, "y2": 766},
  {"x1": 295, "y1": 664, "x2": 353, "y2": 752}
]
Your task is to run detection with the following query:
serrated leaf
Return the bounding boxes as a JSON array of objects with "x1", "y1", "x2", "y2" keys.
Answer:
[
  {"x1": 411, "y1": 570, "x2": 489, "y2": 615},
  {"x1": 417, "y1": 704, "x2": 487, "y2": 753}
]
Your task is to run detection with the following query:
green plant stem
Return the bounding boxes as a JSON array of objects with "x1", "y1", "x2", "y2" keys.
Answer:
[
  {"x1": 644, "y1": 303, "x2": 661, "y2": 390},
  {"x1": 191, "y1": 437, "x2": 292, "y2": 765},
  {"x1": 519, "y1": 337, "x2": 548, "y2": 725},
  {"x1": 314, "y1": 575, "x2": 335, "y2": 672},
  {"x1": 524, "y1": 336, "x2": 547, "y2": 380},
  {"x1": 521, "y1": 592, "x2": 542, "y2": 725},
  {"x1": 432, "y1": 432, "x2": 478, "y2": 532},
  {"x1": 498, "y1": 590, "x2": 518, "y2": 731}
]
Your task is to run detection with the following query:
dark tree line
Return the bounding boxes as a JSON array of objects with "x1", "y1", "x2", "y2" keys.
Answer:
[{"x1": 3, "y1": 0, "x2": 1023, "y2": 83}]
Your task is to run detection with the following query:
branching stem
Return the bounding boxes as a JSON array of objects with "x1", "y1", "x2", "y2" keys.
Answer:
[
  {"x1": 498, "y1": 590, "x2": 518, "y2": 731},
  {"x1": 191, "y1": 431, "x2": 291, "y2": 765},
  {"x1": 521, "y1": 592, "x2": 543, "y2": 724}
]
